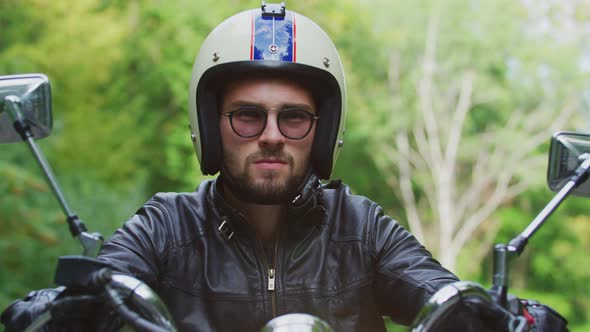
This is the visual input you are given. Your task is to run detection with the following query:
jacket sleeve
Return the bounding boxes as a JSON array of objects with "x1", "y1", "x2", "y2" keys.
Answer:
[
  {"x1": 369, "y1": 205, "x2": 459, "y2": 326},
  {"x1": 98, "y1": 197, "x2": 175, "y2": 289}
]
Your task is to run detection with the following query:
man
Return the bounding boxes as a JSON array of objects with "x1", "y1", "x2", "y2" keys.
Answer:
[
  {"x1": 98, "y1": 3, "x2": 458, "y2": 330},
  {"x1": 2, "y1": 2, "x2": 458, "y2": 331}
]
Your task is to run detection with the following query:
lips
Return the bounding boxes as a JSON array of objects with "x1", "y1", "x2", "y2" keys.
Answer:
[
  {"x1": 254, "y1": 158, "x2": 287, "y2": 164},
  {"x1": 253, "y1": 158, "x2": 288, "y2": 170}
]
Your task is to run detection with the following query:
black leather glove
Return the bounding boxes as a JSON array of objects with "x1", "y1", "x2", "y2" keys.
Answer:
[
  {"x1": 443, "y1": 297, "x2": 570, "y2": 332},
  {"x1": 1, "y1": 287, "x2": 64, "y2": 332},
  {"x1": 1, "y1": 287, "x2": 122, "y2": 332},
  {"x1": 521, "y1": 299, "x2": 569, "y2": 332},
  {"x1": 422, "y1": 296, "x2": 517, "y2": 332}
]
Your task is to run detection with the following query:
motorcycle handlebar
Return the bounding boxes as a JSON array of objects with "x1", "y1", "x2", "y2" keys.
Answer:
[
  {"x1": 410, "y1": 281, "x2": 528, "y2": 332},
  {"x1": 23, "y1": 270, "x2": 177, "y2": 332}
]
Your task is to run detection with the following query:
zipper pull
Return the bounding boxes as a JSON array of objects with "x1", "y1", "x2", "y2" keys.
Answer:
[{"x1": 268, "y1": 268, "x2": 275, "y2": 291}]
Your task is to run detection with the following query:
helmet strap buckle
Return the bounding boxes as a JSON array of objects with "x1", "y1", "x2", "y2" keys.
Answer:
[{"x1": 218, "y1": 217, "x2": 235, "y2": 241}]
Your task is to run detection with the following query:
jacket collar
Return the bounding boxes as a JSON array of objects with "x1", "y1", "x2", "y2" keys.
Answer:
[{"x1": 207, "y1": 174, "x2": 326, "y2": 241}]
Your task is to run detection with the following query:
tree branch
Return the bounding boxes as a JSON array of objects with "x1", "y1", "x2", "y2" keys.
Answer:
[
  {"x1": 395, "y1": 132, "x2": 426, "y2": 242},
  {"x1": 418, "y1": 13, "x2": 444, "y2": 176}
]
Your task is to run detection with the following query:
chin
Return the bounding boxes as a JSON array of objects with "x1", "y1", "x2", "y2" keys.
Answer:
[
  {"x1": 252, "y1": 179, "x2": 288, "y2": 194},
  {"x1": 221, "y1": 165, "x2": 308, "y2": 204}
]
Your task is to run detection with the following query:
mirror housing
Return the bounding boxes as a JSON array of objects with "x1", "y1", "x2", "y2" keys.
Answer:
[
  {"x1": 547, "y1": 131, "x2": 590, "y2": 197},
  {"x1": 0, "y1": 73, "x2": 52, "y2": 143}
]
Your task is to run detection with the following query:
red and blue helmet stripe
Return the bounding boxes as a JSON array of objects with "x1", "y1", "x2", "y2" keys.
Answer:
[{"x1": 250, "y1": 11, "x2": 296, "y2": 62}]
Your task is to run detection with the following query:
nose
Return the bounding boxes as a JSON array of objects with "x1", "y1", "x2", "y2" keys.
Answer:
[{"x1": 258, "y1": 112, "x2": 285, "y2": 146}]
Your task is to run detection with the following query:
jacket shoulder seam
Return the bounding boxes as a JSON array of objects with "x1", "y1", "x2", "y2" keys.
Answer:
[
  {"x1": 144, "y1": 198, "x2": 178, "y2": 274},
  {"x1": 366, "y1": 201, "x2": 380, "y2": 261}
]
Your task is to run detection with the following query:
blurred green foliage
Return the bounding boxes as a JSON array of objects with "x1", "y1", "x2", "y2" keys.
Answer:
[{"x1": 1, "y1": 0, "x2": 589, "y2": 330}]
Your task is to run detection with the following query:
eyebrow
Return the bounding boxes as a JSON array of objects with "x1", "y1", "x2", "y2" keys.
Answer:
[{"x1": 225, "y1": 100, "x2": 315, "y2": 112}]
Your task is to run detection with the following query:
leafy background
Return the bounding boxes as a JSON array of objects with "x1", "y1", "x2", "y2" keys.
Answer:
[{"x1": 1, "y1": 0, "x2": 589, "y2": 330}]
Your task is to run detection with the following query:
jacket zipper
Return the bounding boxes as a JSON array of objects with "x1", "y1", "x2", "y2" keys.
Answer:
[
  {"x1": 269, "y1": 236, "x2": 279, "y2": 318},
  {"x1": 258, "y1": 233, "x2": 280, "y2": 320}
]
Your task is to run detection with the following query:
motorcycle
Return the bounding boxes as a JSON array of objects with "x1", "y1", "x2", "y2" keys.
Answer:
[{"x1": 0, "y1": 73, "x2": 578, "y2": 331}]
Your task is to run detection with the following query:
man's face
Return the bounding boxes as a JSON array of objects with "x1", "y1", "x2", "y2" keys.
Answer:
[{"x1": 219, "y1": 78, "x2": 316, "y2": 204}]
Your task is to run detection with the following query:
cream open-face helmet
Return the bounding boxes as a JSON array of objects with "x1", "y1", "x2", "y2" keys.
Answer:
[{"x1": 188, "y1": 1, "x2": 346, "y2": 179}]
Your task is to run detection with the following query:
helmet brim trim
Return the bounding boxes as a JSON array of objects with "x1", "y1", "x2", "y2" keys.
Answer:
[{"x1": 195, "y1": 60, "x2": 342, "y2": 178}]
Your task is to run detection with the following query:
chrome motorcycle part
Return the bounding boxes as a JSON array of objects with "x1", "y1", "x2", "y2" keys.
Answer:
[
  {"x1": 109, "y1": 274, "x2": 177, "y2": 332},
  {"x1": 261, "y1": 313, "x2": 333, "y2": 332},
  {"x1": 1, "y1": 77, "x2": 103, "y2": 256},
  {"x1": 547, "y1": 131, "x2": 590, "y2": 197},
  {"x1": 23, "y1": 271, "x2": 176, "y2": 332},
  {"x1": 510, "y1": 153, "x2": 590, "y2": 253},
  {"x1": 410, "y1": 281, "x2": 525, "y2": 332},
  {"x1": 487, "y1": 132, "x2": 590, "y2": 321},
  {"x1": 0, "y1": 74, "x2": 52, "y2": 143},
  {"x1": 411, "y1": 281, "x2": 490, "y2": 332}
]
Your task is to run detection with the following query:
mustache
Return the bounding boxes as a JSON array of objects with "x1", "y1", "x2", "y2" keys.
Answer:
[{"x1": 246, "y1": 150, "x2": 294, "y2": 166}]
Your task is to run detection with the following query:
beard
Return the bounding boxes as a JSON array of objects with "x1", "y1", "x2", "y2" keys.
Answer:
[{"x1": 220, "y1": 148, "x2": 310, "y2": 205}]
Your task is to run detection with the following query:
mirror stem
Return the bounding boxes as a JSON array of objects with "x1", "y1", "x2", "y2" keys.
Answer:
[
  {"x1": 4, "y1": 96, "x2": 103, "y2": 257},
  {"x1": 509, "y1": 153, "x2": 590, "y2": 254},
  {"x1": 490, "y1": 153, "x2": 590, "y2": 309}
]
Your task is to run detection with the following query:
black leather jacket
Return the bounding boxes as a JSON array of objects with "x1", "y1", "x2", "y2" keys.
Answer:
[{"x1": 98, "y1": 178, "x2": 458, "y2": 331}]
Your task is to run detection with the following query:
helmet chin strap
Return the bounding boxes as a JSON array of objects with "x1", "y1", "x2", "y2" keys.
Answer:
[
  {"x1": 289, "y1": 170, "x2": 321, "y2": 208},
  {"x1": 219, "y1": 165, "x2": 318, "y2": 206}
]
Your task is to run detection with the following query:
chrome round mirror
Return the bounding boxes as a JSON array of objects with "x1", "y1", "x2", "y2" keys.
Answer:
[{"x1": 261, "y1": 313, "x2": 333, "y2": 332}]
